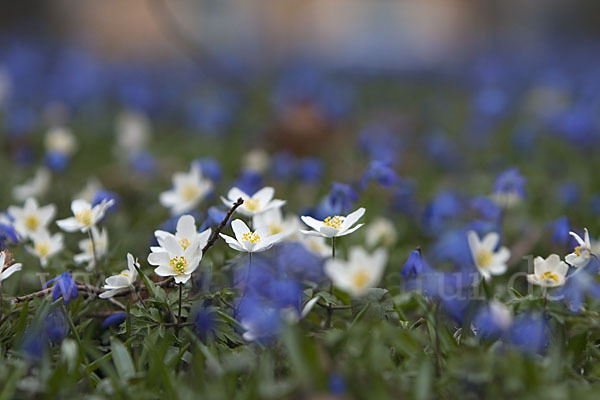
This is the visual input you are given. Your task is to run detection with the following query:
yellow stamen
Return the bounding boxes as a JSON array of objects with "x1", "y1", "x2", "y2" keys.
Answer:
[
  {"x1": 323, "y1": 216, "x2": 343, "y2": 230},
  {"x1": 242, "y1": 232, "x2": 261, "y2": 243},
  {"x1": 574, "y1": 246, "x2": 581, "y2": 256},
  {"x1": 181, "y1": 184, "x2": 199, "y2": 202},
  {"x1": 352, "y1": 270, "x2": 370, "y2": 289},
  {"x1": 75, "y1": 208, "x2": 93, "y2": 226},
  {"x1": 540, "y1": 271, "x2": 559, "y2": 283},
  {"x1": 244, "y1": 198, "x2": 260, "y2": 212},
  {"x1": 35, "y1": 242, "x2": 49, "y2": 258},
  {"x1": 120, "y1": 272, "x2": 130, "y2": 278},
  {"x1": 179, "y1": 238, "x2": 191, "y2": 250},
  {"x1": 169, "y1": 256, "x2": 189, "y2": 275},
  {"x1": 476, "y1": 250, "x2": 493, "y2": 268},
  {"x1": 25, "y1": 215, "x2": 39, "y2": 231}
]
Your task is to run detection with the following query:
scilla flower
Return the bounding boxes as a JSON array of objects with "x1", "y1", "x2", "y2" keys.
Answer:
[
  {"x1": 74, "y1": 227, "x2": 108, "y2": 270},
  {"x1": 467, "y1": 231, "x2": 510, "y2": 280},
  {"x1": 566, "y1": 228, "x2": 593, "y2": 268},
  {"x1": 527, "y1": 254, "x2": 568, "y2": 288},
  {"x1": 220, "y1": 219, "x2": 284, "y2": 253},
  {"x1": 159, "y1": 164, "x2": 213, "y2": 215},
  {"x1": 12, "y1": 168, "x2": 51, "y2": 202},
  {"x1": 151, "y1": 215, "x2": 211, "y2": 255},
  {"x1": 147, "y1": 234, "x2": 203, "y2": 284},
  {"x1": 325, "y1": 246, "x2": 387, "y2": 297},
  {"x1": 45, "y1": 272, "x2": 78, "y2": 305},
  {"x1": 8, "y1": 198, "x2": 56, "y2": 239},
  {"x1": 0, "y1": 251, "x2": 22, "y2": 283},
  {"x1": 25, "y1": 230, "x2": 63, "y2": 268},
  {"x1": 100, "y1": 253, "x2": 139, "y2": 298},
  {"x1": 222, "y1": 187, "x2": 285, "y2": 217},
  {"x1": 56, "y1": 199, "x2": 114, "y2": 233},
  {"x1": 300, "y1": 207, "x2": 365, "y2": 238}
]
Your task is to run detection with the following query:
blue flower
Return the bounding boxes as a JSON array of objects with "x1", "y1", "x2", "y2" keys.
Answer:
[
  {"x1": 129, "y1": 150, "x2": 157, "y2": 175},
  {"x1": 360, "y1": 160, "x2": 400, "y2": 190},
  {"x1": 296, "y1": 158, "x2": 323, "y2": 184},
  {"x1": 548, "y1": 216, "x2": 570, "y2": 245},
  {"x1": 328, "y1": 373, "x2": 346, "y2": 395},
  {"x1": 422, "y1": 190, "x2": 464, "y2": 234},
  {"x1": 0, "y1": 221, "x2": 19, "y2": 250},
  {"x1": 45, "y1": 272, "x2": 78, "y2": 305},
  {"x1": 508, "y1": 313, "x2": 548, "y2": 355},
  {"x1": 199, "y1": 207, "x2": 227, "y2": 232},
  {"x1": 493, "y1": 167, "x2": 526, "y2": 203},
  {"x1": 190, "y1": 305, "x2": 217, "y2": 341},
  {"x1": 327, "y1": 182, "x2": 358, "y2": 215},
  {"x1": 20, "y1": 328, "x2": 46, "y2": 361},
  {"x1": 44, "y1": 308, "x2": 69, "y2": 343},
  {"x1": 357, "y1": 122, "x2": 401, "y2": 163},
  {"x1": 473, "y1": 301, "x2": 512, "y2": 340},
  {"x1": 271, "y1": 152, "x2": 297, "y2": 180},
  {"x1": 194, "y1": 157, "x2": 222, "y2": 182},
  {"x1": 470, "y1": 196, "x2": 501, "y2": 221},
  {"x1": 232, "y1": 170, "x2": 263, "y2": 196},
  {"x1": 92, "y1": 190, "x2": 120, "y2": 214},
  {"x1": 401, "y1": 249, "x2": 424, "y2": 280},
  {"x1": 236, "y1": 294, "x2": 281, "y2": 343},
  {"x1": 44, "y1": 151, "x2": 70, "y2": 172},
  {"x1": 554, "y1": 259, "x2": 600, "y2": 312},
  {"x1": 102, "y1": 312, "x2": 127, "y2": 328}
]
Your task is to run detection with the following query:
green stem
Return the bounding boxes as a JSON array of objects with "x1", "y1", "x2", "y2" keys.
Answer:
[
  {"x1": 325, "y1": 237, "x2": 336, "y2": 329},
  {"x1": 177, "y1": 283, "x2": 183, "y2": 337},
  {"x1": 88, "y1": 229, "x2": 98, "y2": 267}
]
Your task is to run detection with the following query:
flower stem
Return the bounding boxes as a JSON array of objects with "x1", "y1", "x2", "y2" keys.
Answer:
[
  {"x1": 88, "y1": 229, "x2": 98, "y2": 267},
  {"x1": 325, "y1": 237, "x2": 336, "y2": 329},
  {"x1": 177, "y1": 283, "x2": 183, "y2": 337}
]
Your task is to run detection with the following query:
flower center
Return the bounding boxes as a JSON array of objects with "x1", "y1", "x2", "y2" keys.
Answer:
[
  {"x1": 179, "y1": 238, "x2": 191, "y2": 250},
  {"x1": 35, "y1": 242, "x2": 49, "y2": 258},
  {"x1": 352, "y1": 270, "x2": 370, "y2": 289},
  {"x1": 323, "y1": 216, "x2": 343, "y2": 229},
  {"x1": 242, "y1": 232, "x2": 261, "y2": 243},
  {"x1": 120, "y1": 272, "x2": 130, "y2": 278},
  {"x1": 181, "y1": 184, "x2": 199, "y2": 202},
  {"x1": 269, "y1": 223, "x2": 282, "y2": 235},
  {"x1": 540, "y1": 271, "x2": 559, "y2": 283},
  {"x1": 25, "y1": 215, "x2": 40, "y2": 231},
  {"x1": 574, "y1": 246, "x2": 589, "y2": 258},
  {"x1": 75, "y1": 208, "x2": 93, "y2": 226},
  {"x1": 244, "y1": 198, "x2": 260, "y2": 212},
  {"x1": 169, "y1": 256, "x2": 189, "y2": 275},
  {"x1": 476, "y1": 249, "x2": 493, "y2": 267}
]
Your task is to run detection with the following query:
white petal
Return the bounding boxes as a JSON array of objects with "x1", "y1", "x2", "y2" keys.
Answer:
[
  {"x1": 177, "y1": 215, "x2": 197, "y2": 238},
  {"x1": 342, "y1": 207, "x2": 365, "y2": 230}
]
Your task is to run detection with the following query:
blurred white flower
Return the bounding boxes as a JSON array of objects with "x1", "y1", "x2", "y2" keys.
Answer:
[
  {"x1": 297, "y1": 235, "x2": 332, "y2": 258},
  {"x1": 12, "y1": 168, "x2": 51, "y2": 202},
  {"x1": 220, "y1": 219, "x2": 284, "y2": 253},
  {"x1": 100, "y1": 253, "x2": 139, "y2": 298},
  {"x1": 222, "y1": 187, "x2": 285, "y2": 218},
  {"x1": 74, "y1": 178, "x2": 103, "y2": 203},
  {"x1": 115, "y1": 109, "x2": 150, "y2": 156},
  {"x1": 0, "y1": 251, "x2": 22, "y2": 283},
  {"x1": 148, "y1": 233, "x2": 203, "y2": 284},
  {"x1": 45, "y1": 126, "x2": 77, "y2": 155},
  {"x1": 566, "y1": 228, "x2": 592, "y2": 268},
  {"x1": 151, "y1": 215, "x2": 211, "y2": 254},
  {"x1": 325, "y1": 246, "x2": 387, "y2": 297},
  {"x1": 527, "y1": 254, "x2": 569, "y2": 288},
  {"x1": 365, "y1": 217, "x2": 397, "y2": 248},
  {"x1": 8, "y1": 198, "x2": 56, "y2": 239},
  {"x1": 25, "y1": 230, "x2": 63, "y2": 268},
  {"x1": 159, "y1": 164, "x2": 213, "y2": 215},
  {"x1": 56, "y1": 199, "x2": 114, "y2": 233},
  {"x1": 467, "y1": 231, "x2": 510, "y2": 281},
  {"x1": 252, "y1": 208, "x2": 298, "y2": 239},
  {"x1": 74, "y1": 227, "x2": 108, "y2": 270},
  {"x1": 300, "y1": 207, "x2": 365, "y2": 238},
  {"x1": 242, "y1": 149, "x2": 270, "y2": 173}
]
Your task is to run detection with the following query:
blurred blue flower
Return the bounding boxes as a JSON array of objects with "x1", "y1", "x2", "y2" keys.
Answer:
[
  {"x1": 272, "y1": 242, "x2": 324, "y2": 283},
  {"x1": 129, "y1": 151, "x2": 157, "y2": 176},
  {"x1": 236, "y1": 294, "x2": 281, "y2": 343},
  {"x1": 357, "y1": 122, "x2": 401, "y2": 163},
  {"x1": 493, "y1": 167, "x2": 526, "y2": 203},
  {"x1": 191, "y1": 305, "x2": 217, "y2": 341},
  {"x1": 392, "y1": 179, "x2": 418, "y2": 215},
  {"x1": 360, "y1": 160, "x2": 400, "y2": 190},
  {"x1": 20, "y1": 328, "x2": 46, "y2": 361},
  {"x1": 422, "y1": 190, "x2": 464, "y2": 234},
  {"x1": 232, "y1": 170, "x2": 263, "y2": 196},
  {"x1": 45, "y1": 272, "x2": 78, "y2": 305},
  {"x1": 199, "y1": 207, "x2": 227, "y2": 232},
  {"x1": 44, "y1": 308, "x2": 69, "y2": 343},
  {"x1": 470, "y1": 196, "x2": 501, "y2": 221},
  {"x1": 423, "y1": 133, "x2": 460, "y2": 169},
  {"x1": 92, "y1": 190, "x2": 120, "y2": 214},
  {"x1": 44, "y1": 151, "x2": 70, "y2": 172},
  {"x1": 548, "y1": 216, "x2": 570, "y2": 245},
  {"x1": 328, "y1": 182, "x2": 358, "y2": 215},
  {"x1": 296, "y1": 158, "x2": 323, "y2": 184},
  {"x1": 473, "y1": 301, "x2": 512, "y2": 340},
  {"x1": 102, "y1": 312, "x2": 127, "y2": 328},
  {"x1": 554, "y1": 259, "x2": 600, "y2": 312},
  {"x1": 0, "y1": 221, "x2": 19, "y2": 250},
  {"x1": 194, "y1": 157, "x2": 222, "y2": 182},
  {"x1": 328, "y1": 373, "x2": 346, "y2": 395},
  {"x1": 557, "y1": 182, "x2": 580, "y2": 207},
  {"x1": 271, "y1": 152, "x2": 297, "y2": 180},
  {"x1": 508, "y1": 313, "x2": 548, "y2": 355},
  {"x1": 401, "y1": 249, "x2": 425, "y2": 280}
]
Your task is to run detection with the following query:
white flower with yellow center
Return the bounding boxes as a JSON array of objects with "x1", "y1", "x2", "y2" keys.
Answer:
[
  {"x1": 147, "y1": 234, "x2": 203, "y2": 284},
  {"x1": 115, "y1": 109, "x2": 150, "y2": 156},
  {"x1": 242, "y1": 149, "x2": 270, "y2": 173},
  {"x1": 45, "y1": 126, "x2": 77, "y2": 155},
  {"x1": 325, "y1": 246, "x2": 388, "y2": 297},
  {"x1": 467, "y1": 231, "x2": 510, "y2": 280},
  {"x1": 252, "y1": 208, "x2": 299, "y2": 239},
  {"x1": 527, "y1": 254, "x2": 568, "y2": 288},
  {"x1": 25, "y1": 230, "x2": 63, "y2": 268},
  {"x1": 300, "y1": 207, "x2": 365, "y2": 238},
  {"x1": 220, "y1": 219, "x2": 285, "y2": 253},
  {"x1": 100, "y1": 253, "x2": 139, "y2": 298},
  {"x1": 159, "y1": 164, "x2": 213, "y2": 215},
  {"x1": 74, "y1": 227, "x2": 109, "y2": 270},
  {"x1": 565, "y1": 228, "x2": 593, "y2": 268},
  {"x1": 222, "y1": 187, "x2": 285, "y2": 217},
  {"x1": 151, "y1": 215, "x2": 211, "y2": 254},
  {"x1": 12, "y1": 167, "x2": 51, "y2": 202},
  {"x1": 56, "y1": 198, "x2": 114, "y2": 233},
  {"x1": 0, "y1": 251, "x2": 22, "y2": 283},
  {"x1": 8, "y1": 197, "x2": 56, "y2": 239},
  {"x1": 365, "y1": 217, "x2": 397, "y2": 248},
  {"x1": 297, "y1": 235, "x2": 332, "y2": 258}
]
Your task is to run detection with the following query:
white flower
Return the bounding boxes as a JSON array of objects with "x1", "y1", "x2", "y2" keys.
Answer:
[
  {"x1": 74, "y1": 178, "x2": 103, "y2": 203},
  {"x1": 527, "y1": 254, "x2": 569, "y2": 288},
  {"x1": 56, "y1": 199, "x2": 114, "y2": 233},
  {"x1": 74, "y1": 227, "x2": 108, "y2": 270},
  {"x1": 151, "y1": 215, "x2": 211, "y2": 254},
  {"x1": 100, "y1": 253, "x2": 139, "y2": 298},
  {"x1": 566, "y1": 228, "x2": 593, "y2": 268},
  {"x1": 45, "y1": 126, "x2": 77, "y2": 155},
  {"x1": 159, "y1": 164, "x2": 213, "y2": 215},
  {"x1": 115, "y1": 109, "x2": 150, "y2": 155},
  {"x1": 25, "y1": 230, "x2": 63, "y2": 268},
  {"x1": 222, "y1": 187, "x2": 285, "y2": 217},
  {"x1": 297, "y1": 235, "x2": 332, "y2": 258},
  {"x1": 487, "y1": 300, "x2": 513, "y2": 331},
  {"x1": 242, "y1": 149, "x2": 270, "y2": 173},
  {"x1": 467, "y1": 231, "x2": 510, "y2": 280},
  {"x1": 325, "y1": 246, "x2": 388, "y2": 297},
  {"x1": 365, "y1": 217, "x2": 397, "y2": 248},
  {"x1": 12, "y1": 168, "x2": 51, "y2": 202},
  {"x1": 147, "y1": 234, "x2": 203, "y2": 284},
  {"x1": 8, "y1": 198, "x2": 56, "y2": 239},
  {"x1": 0, "y1": 251, "x2": 22, "y2": 283},
  {"x1": 219, "y1": 219, "x2": 284, "y2": 253},
  {"x1": 300, "y1": 208, "x2": 365, "y2": 238},
  {"x1": 252, "y1": 208, "x2": 298, "y2": 239}
]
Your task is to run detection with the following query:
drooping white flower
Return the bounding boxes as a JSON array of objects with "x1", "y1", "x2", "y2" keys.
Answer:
[
  {"x1": 219, "y1": 219, "x2": 284, "y2": 253},
  {"x1": 222, "y1": 187, "x2": 285, "y2": 217},
  {"x1": 467, "y1": 231, "x2": 511, "y2": 280},
  {"x1": 56, "y1": 199, "x2": 114, "y2": 233},
  {"x1": 8, "y1": 198, "x2": 56, "y2": 239},
  {"x1": 0, "y1": 251, "x2": 22, "y2": 283},
  {"x1": 325, "y1": 246, "x2": 388, "y2": 297},
  {"x1": 148, "y1": 234, "x2": 203, "y2": 284},
  {"x1": 151, "y1": 215, "x2": 211, "y2": 254},
  {"x1": 252, "y1": 208, "x2": 299, "y2": 239},
  {"x1": 300, "y1": 208, "x2": 365, "y2": 238},
  {"x1": 45, "y1": 126, "x2": 77, "y2": 155},
  {"x1": 527, "y1": 254, "x2": 569, "y2": 288},
  {"x1": 365, "y1": 217, "x2": 397, "y2": 248},
  {"x1": 25, "y1": 230, "x2": 63, "y2": 268},
  {"x1": 12, "y1": 168, "x2": 51, "y2": 202},
  {"x1": 100, "y1": 253, "x2": 139, "y2": 299},
  {"x1": 159, "y1": 164, "x2": 213, "y2": 215},
  {"x1": 566, "y1": 228, "x2": 593, "y2": 268},
  {"x1": 74, "y1": 227, "x2": 108, "y2": 270},
  {"x1": 115, "y1": 109, "x2": 150, "y2": 156}
]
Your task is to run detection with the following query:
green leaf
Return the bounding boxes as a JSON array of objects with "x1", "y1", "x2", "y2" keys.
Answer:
[{"x1": 111, "y1": 338, "x2": 136, "y2": 381}]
